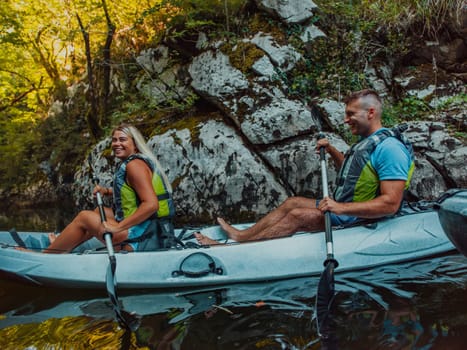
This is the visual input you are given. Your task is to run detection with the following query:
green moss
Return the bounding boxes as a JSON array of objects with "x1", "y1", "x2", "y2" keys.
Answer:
[
  {"x1": 248, "y1": 13, "x2": 286, "y2": 44},
  {"x1": 101, "y1": 147, "x2": 113, "y2": 162},
  {"x1": 150, "y1": 110, "x2": 224, "y2": 147},
  {"x1": 220, "y1": 41, "x2": 265, "y2": 74},
  {"x1": 170, "y1": 174, "x2": 184, "y2": 190}
]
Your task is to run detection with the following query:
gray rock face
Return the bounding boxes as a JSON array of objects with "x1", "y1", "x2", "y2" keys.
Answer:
[
  {"x1": 255, "y1": 0, "x2": 318, "y2": 24},
  {"x1": 241, "y1": 98, "x2": 319, "y2": 144},
  {"x1": 152, "y1": 121, "x2": 290, "y2": 221},
  {"x1": 250, "y1": 33, "x2": 302, "y2": 72},
  {"x1": 189, "y1": 51, "x2": 250, "y2": 102},
  {"x1": 135, "y1": 46, "x2": 191, "y2": 105}
]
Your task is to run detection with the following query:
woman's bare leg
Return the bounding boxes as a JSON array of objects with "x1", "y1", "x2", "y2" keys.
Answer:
[
  {"x1": 43, "y1": 209, "x2": 106, "y2": 253},
  {"x1": 218, "y1": 196, "x2": 317, "y2": 241},
  {"x1": 43, "y1": 210, "x2": 100, "y2": 253}
]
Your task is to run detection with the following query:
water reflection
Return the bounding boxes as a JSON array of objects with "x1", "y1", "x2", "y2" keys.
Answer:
[
  {"x1": 1, "y1": 254, "x2": 466, "y2": 349},
  {"x1": 0, "y1": 278, "x2": 317, "y2": 349},
  {"x1": 332, "y1": 254, "x2": 467, "y2": 349}
]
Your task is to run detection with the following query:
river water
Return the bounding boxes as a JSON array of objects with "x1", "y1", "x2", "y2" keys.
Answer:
[{"x1": 1, "y1": 208, "x2": 467, "y2": 349}]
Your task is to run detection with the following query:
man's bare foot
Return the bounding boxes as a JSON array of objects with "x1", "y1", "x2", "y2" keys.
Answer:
[
  {"x1": 194, "y1": 232, "x2": 223, "y2": 246},
  {"x1": 216, "y1": 218, "x2": 242, "y2": 240}
]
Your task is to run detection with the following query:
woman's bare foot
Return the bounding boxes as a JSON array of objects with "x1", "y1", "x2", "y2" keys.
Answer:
[
  {"x1": 14, "y1": 246, "x2": 32, "y2": 252},
  {"x1": 194, "y1": 232, "x2": 222, "y2": 246},
  {"x1": 48, "y1": 232, "x2": 57, "y2": 244}
]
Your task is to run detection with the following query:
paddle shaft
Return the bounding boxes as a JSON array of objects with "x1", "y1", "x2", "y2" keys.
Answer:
[
  {"x1": 319, "y1": 146, "x2": 334, "y2": 261},
  {"x1": 93, "y1": 185, "x2": 115, "y2": 256},
  {"x1": 315, "y1": 134, "x2": 339, "y2": 340}
]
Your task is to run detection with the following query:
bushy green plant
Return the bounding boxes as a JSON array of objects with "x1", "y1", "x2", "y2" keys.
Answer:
[
  {"x1": 434, "y1": 93, "x2": 467, "y2": 111},
  {"x1": 275, "y1": 33, "x2": 368, "y2": 102},
  {"x1": 383, "y1": 93, "x2": 466, "y2": 127},
  {"x1": 383, "y1": 96, "x2": 433, "y2": 125},
  {"x1": 157, "y1": 0, "x2": 250, "y2": 40}
]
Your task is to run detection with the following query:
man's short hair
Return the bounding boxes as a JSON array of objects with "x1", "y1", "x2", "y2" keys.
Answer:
[{"x1": 343, "y1": 89, "x2": 382, "y2": 105}]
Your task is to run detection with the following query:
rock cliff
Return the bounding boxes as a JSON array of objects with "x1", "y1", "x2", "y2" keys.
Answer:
[{"x1": 65, "y1": 0, "x2": 467, "y2": 225}]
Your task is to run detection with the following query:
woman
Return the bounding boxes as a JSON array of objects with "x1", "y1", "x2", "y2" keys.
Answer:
[{"x1": 44, "y1": 124, "x2": 175, "y2": 253}]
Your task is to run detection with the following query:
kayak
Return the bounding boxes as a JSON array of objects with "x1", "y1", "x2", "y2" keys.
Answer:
[
  {"x1": 0, "y1": 192, "x2": 463, "y2": 290},
  {"x1": 435, "y1": 189, "x2": 467, "y2": 257}
]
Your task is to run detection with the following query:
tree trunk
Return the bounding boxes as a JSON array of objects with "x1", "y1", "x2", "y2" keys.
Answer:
[
  {"x1": 101, "y1": 0, "x2": 116, "y2": 123},
  {"x1": 76, "y1": 13, "x2": 102, "y2": 140}
]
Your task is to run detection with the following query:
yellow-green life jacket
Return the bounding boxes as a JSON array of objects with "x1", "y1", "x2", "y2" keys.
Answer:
[{"x1": 113, "y1": 154, "x2": 175, "y2": 221}]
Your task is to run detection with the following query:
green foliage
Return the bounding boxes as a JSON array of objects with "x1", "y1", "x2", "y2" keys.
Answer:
[
  {"x1": 273, "y1": 35, "x2": 368, "y2": 102},
  {"x1": 266, "y1": 0, "x2": 465, "y2": 105},
  {"x1": 383, "y1": 93, "x2": 467, "y2": 128},
  {"x1": 156, "y1": 0, "x2": 248, "y2": 40},
  {"x1": 35, "y1": 112, "x2": 92, "y2": 178},
  {"x1": 434, "y1": 93, "x2": 467, "y2": 111},
  {"x1": 0, "y1": 2, "x2": 23, "y2": 44},
  {"x1": 303, "y1": 2, "x2": 402, "y2": 97},
  {"x1": 0, "y1": 114, "x2": 37, "y2": 189},
  {"x1": 389, "y1": 96, "x2": 433, "y2": 122},
  {"x1": 382, "y1": 96, "x2": 434, "y2": 127},
  {"x1": 360, "y1": 0, "x2": 466, "y2": 39}
]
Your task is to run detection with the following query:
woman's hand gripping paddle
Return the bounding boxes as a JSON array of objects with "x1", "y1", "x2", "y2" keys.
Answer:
[
  {"x1": 315, "y1": 134, "x2": 339, "y2": 339},
  {"x1": 88, "y1": 156, "x2": 140, "y2": 331}
]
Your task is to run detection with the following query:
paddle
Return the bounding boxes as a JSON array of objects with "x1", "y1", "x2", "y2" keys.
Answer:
[
  {"x1": 88, "y1": 156, "x2": 140, "y2": 331},
  {"x1": 315, "y1": 134, "x2": 339, "y2": 339}
]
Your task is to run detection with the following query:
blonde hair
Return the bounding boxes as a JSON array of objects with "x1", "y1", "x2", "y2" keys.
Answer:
[{"x1": 112, "y1": 124, "x2": 172, "y2": 193}]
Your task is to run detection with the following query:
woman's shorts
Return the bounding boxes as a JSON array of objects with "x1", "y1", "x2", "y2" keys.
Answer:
[{"x1": 126, "y1": 220, "x2": 152, "y2": 251}]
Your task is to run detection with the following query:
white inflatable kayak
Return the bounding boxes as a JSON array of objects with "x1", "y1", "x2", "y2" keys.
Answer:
[{"x1": 1, "y1": 193, "x2": 460, "y2": 290}]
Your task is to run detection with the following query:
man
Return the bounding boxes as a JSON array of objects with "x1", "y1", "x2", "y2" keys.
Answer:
[{"x1": 195, "y1": 89, "x2": 414, "y2": 245}]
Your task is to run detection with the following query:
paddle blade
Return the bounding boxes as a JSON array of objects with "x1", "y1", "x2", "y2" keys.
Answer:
[
  {"x1": 105, "y1": 257, "x2": 141, "y2": 331},
  {"x1": 316, "y1": 259, "x2": 337, "y2": 336},
  {"x1": 105, "y1": 257, "x2": 118, "y2": 305},
  {"x1": 118, "y1": 309, "x2": 142, "y2": 332}
]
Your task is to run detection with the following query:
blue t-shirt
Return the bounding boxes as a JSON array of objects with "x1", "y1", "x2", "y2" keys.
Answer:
[{"x1": 371, "y1": 134, "x2": 412, "y2": 182}]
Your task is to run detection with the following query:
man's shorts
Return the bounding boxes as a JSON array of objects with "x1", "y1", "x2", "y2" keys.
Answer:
[{"x1": 316, "y1": 199, "x2": 361, "y2": 226}]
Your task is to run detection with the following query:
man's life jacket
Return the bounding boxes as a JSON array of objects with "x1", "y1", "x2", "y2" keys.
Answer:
[
  {"x1": 333, "y1": 125, "x2": 415, "y2": 203},
  {"x1": 113, "y1": 154, "x2": 175, "y2": 222}
]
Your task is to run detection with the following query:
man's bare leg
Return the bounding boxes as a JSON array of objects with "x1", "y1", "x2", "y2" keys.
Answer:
[
  {"x1": 245, "y1": 207, "x2": 325, "y2": 241},
  {"x1": 217, "y1": 197, "x2": 316, "y2": 241}
]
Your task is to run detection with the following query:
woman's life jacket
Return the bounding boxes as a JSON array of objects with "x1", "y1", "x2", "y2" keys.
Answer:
[{"x1": 112, "y1": 154, "x2": 175, "y2": 222}]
